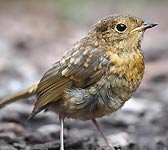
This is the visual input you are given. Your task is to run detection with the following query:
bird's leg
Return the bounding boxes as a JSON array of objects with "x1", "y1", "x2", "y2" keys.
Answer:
[
  {"x1": 92, "y1": 119, "x2": 115, "y2": 150},
  {"x1": 59, "y1": 116, "x2": 64, "y2": 150}
]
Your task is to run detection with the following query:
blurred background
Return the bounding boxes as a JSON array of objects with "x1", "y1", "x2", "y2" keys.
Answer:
[{"x1": 0, "y1": 0, "x2": 168, "y2": 149}]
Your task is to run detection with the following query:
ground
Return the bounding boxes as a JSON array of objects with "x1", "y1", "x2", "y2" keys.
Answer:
[{"x1": 0, "y1": 1, "x2": 168, "y2": 150}]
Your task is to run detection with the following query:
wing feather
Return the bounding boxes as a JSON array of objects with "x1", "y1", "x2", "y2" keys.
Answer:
[{"x1": 30, "y1": 42, "x2": 110, "y2": 118}]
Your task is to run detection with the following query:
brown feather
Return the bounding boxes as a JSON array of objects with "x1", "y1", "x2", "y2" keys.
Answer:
[{"x1": 30, "y1": 43, "x2": 110, "y2": 118}]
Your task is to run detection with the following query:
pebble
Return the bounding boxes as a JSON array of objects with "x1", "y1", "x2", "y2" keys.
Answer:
[
  {"x1": 0, "y1": 122, "x2": 25, "y2": 134},
  {"x1": 109, "y1": 132, "x2": 133, "y2": 147},
  {"x1": 0, "y1": 131, "x2": 16, "y2": 140},
  {"x1": 37, "y1": 124, "x2": 60, "y2": 136}
]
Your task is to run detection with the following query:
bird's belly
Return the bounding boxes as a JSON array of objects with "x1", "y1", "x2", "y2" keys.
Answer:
[{"x1": 49, "y1": 96, "x2": 125, "y2": 121}]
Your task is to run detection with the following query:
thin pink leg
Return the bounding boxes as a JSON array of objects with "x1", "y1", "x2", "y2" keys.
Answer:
[
  {"x1": 59, "y1": 116, "x2": 64, "y2": 150},
  {"x1": 92, "y1": 119, "x2": 115, "y2": 150}
]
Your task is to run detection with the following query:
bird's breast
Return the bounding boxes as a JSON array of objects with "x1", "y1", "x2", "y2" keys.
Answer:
[{"x1": 105, "y1": 49, "x2": 145, "y2": 101}]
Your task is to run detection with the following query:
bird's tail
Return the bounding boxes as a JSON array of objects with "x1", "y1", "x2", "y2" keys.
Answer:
[{"x1": 0, "y1": 82, "x2": 39, "y2": 108}]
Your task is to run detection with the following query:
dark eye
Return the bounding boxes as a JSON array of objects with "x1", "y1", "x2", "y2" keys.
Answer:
[{"x1": 116, "y1": 24, "x2": 127, "y2": 32}]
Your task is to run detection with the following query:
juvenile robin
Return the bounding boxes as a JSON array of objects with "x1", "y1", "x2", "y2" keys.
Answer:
[{"x1": 0, "y1": 14, "x2": 157, "y2": 150}]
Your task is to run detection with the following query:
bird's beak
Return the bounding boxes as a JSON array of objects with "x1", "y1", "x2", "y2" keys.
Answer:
[{"x1": 131, "y1": 21, "x2": 158, "y2": 33}]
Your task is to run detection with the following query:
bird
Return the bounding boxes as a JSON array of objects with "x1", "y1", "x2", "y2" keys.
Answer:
[{"x1": 0, "y1": 14, "x2": 157, "y2": 150}]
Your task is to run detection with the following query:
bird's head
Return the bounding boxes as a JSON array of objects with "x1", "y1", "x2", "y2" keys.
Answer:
[{"x1": 89, "y1": 14, "x2": 157, "y2": 48}]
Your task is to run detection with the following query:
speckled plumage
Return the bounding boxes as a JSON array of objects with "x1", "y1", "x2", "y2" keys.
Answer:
[{"x1": 31, "y1": 15, "x2": 147, "y2": 120}]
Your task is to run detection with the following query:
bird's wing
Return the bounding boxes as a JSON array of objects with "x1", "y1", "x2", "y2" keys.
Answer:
[{"x1": 29, "y1": 43, "x2": 110, "y2": 118}]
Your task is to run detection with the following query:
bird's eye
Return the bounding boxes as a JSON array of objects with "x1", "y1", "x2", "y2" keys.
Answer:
[{"x1": 116, "y1": 24, "x2": 127, "y2": 32}]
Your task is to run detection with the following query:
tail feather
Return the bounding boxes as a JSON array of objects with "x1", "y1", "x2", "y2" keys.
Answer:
[{"x1": 0, "y1": 82, "x2": 39, "y2": 108}]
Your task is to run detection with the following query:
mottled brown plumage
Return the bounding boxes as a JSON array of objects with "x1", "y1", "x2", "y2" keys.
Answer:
[
  {"x1": 0, "y1": 14, "x2": 157, "y2": 150},
  {"x1": 31, "y1": 15, "x2": 147, "y2": 120}
]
